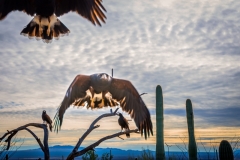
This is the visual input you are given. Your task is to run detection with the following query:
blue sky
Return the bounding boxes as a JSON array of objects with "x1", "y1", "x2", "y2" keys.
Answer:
[{"x1": 0, "y1": 0, "x2": 240, "y2": 152}]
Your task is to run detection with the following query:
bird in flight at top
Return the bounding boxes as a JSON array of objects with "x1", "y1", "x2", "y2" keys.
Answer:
[
  {"x1": 0, "y1": 0, "x2": 106, "y2": 43},
  {"x1": 53, "y1": 73, "x2": 153, "y2": 139}
]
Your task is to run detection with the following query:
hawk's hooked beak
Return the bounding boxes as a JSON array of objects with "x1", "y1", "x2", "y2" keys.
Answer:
[{"x1": 100, "y1": 74, "x2": 107, "y2": 79}]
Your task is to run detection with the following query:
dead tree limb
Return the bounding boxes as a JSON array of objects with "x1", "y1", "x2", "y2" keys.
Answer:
[
  {"x1": 67, "y1": 129, "x2": 139, "y2": 160},
  {"x1": 67, "y1": 108, "x2": 140, "y2": 160},
  {"x1": 0, "y1": 123, "x2": 49, "y2": 160},
  {"x1": 72, "y1": 108, "x2": 119, "y2": 153}
]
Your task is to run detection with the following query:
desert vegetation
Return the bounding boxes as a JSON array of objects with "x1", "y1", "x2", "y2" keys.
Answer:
[
  {"x1": 1, "y1": 85, "x2": 239, "y2": 160},
  {"x1": 155, "y1": 85, "x2": 239, "y2": 160}
]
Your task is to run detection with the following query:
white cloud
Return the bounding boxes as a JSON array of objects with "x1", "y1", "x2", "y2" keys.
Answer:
[{"x1": 0, "y1": 0, "x2": 240, "y2": 151}]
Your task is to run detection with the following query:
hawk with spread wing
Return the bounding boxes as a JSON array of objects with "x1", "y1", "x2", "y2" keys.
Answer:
[
  {"x1": 53, "y1": 73, "x2": 153, "y2": 139},
  {"x1": 0, "y1": 0, "x2": 106, "y2": 43}
]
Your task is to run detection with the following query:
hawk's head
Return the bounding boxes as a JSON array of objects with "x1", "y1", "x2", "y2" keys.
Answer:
[{"x1": 90, "y1": 73, "x2": 112, "y2": 91}]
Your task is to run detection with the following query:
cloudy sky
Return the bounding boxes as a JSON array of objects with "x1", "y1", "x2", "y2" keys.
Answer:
[{"x1": 0, "y1": 0, "x2": 240, "y2": 153}]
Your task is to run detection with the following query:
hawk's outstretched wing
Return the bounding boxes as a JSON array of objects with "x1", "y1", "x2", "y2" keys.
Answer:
[
  {"x1": 0, "y1": 0, "x2": 36, "y2": 20},
  {"x1": 53, "y1": 75, "x2": 91, "y2": 132},
  {"x1": 53, "y1": 73, "x2": 153, "y2": 139},
  {"x1": 54, "y1": 0, "x2": 106, "y2": 26},
  {"x1": 109, "y1": 78, "x2": 153, "y2": 139}
]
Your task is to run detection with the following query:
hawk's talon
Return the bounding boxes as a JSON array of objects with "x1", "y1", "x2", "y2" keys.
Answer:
[
  {"x1": 47, "y1": 29, "x2": 50, "y2": 36},
  {"x1": 39, "y1": 27, "x2": 43, "y2": 35}
]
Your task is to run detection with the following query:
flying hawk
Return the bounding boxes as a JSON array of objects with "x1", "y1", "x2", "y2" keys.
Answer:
[
  {"x1": 42, "y1": 110, "x2": 53, "y2": 132},
  {"x1": 53, "y1": 73, "x2": 153, "y2": 139},
  {"x1": 118, "y1": 113, "x2": 130, "y2": 138},
  {"x1": 0, "y1": 0, "x2": 106, "y2": 43}
]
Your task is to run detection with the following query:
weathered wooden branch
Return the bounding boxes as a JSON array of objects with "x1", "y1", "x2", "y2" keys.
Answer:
[
  {"x1": 72, "y1": 108, "x2": 120, "y2": 153},
  {"x1": 67, "y1": 129, "x2": 139, "y2": 160},
  {"x1": 67, "y1": 108, "x2": 140, "y2": 160},
  {"x1": 5, "y1": 131, "x2": 18, "y2": 150},
  {"x1": 1, "y1": 108, "x2": 141, "y2": 160},
  {"x1": 25, "y1": 128, "x2": 45, "y2": 153},
  {"x1": 0, "y1": 123, "x2": 49, "y2": 160}
]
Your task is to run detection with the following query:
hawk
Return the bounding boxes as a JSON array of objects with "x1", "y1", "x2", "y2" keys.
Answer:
[
  {"x1": 53, "y1": 73, "x2": 153, "y2": 139},
  {"x1": 118, "y1": 113, "x2": 130, "y2": 138},
  {"x1": 0, "y1": 0, "x2": 106, "y2": 43},
  {"x1": 42, "y1": 110, "x2": 53, "y2": 132}
]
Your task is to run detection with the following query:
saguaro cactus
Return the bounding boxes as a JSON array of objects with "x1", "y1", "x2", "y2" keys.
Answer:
[
  {"x1": 219, "y1": 140, "x2": 234, "y2": 160},
  {"x1": 156, "y1": 85, "x2": 165, "y2": 160},
  {"x1": 186, "y1": 99, "x2": 197, "y2": 160}
]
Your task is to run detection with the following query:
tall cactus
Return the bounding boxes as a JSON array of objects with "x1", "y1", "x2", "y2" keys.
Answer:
[
  {"x1": 186, "y1": 99, "x2": 197, "y2": 160},
  {"x1": 156, "y1": 85, "x2": 165, "y2": 160},
  {"x1": 219, "y1": 140, "x2": 234, "y2": 160}
]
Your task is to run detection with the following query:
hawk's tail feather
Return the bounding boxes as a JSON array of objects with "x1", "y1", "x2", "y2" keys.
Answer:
[
  {"x1": 20, "y1": 20, "x2": 38, "y2": 39},
  {"x1": 126, "y1": 131, "x2": 130, "y2": 138},
  {"x1": 53, "y1": 107, "x2": 61, "y2": 133},
  {"x1": 49, "y1": 123, "x2": 53, "y2": 132},
  {"x1": 53, "y1": 20, "x2": 70, "y2": 39},
  {"x1": 53, "y1": 100, "x2": 67, "y2": 133},
  {"x1": 20, "y1": 16, "x2": 70, "y2": 43},
  {"x1": 42, "y1": 26, "x2": 53, "y2": 43}
]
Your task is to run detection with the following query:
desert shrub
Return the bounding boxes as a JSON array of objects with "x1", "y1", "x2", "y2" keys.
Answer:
[
  {"x1": 138, "y1": 148, "x2": 154, "y2": 160},
  {"x1": 82, "y1": 150, "x2": 98, "y2": 160},
  {"x1": 101, "y1": 150, "x2": 113, "y2": 160}
]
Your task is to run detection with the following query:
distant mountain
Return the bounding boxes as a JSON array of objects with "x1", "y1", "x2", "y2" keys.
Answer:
[
  {"x1": 1, "y1": 145, "x2": 152, "y2": 160},
  {"x1": 1, "y1": 145, "x2": 240, "y2": 160}
]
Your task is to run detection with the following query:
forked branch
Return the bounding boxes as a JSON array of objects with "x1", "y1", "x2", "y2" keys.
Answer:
[
  {"x1": 0, "y1": 123, "x2": 49, "y2": 160},
  {"x1": 67, "y1": 129, "x2": 139, "y2": 160},
  {"x1": 67, "y1": 108, "x2": 140, "y2": 160}
]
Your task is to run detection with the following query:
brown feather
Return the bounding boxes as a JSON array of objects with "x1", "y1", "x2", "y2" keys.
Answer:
[
  {"x1": 0, "y1": 0, "x2": 36, "y2": 20},
  {"x1": 42, "y1": 110, "x2": 53, "y2": 132},
  {"x1": 53, "y1": 75, "x2": 91, "y2": 132},
  {"x1": 118, "y1": 113, "x2": 130, "y2": 138},
  {"x1": 53, "y1": 73, "x2": 153, "y2": 139},
  {"x1": 54, "y1": 0, "x2": 106, "y2": 26},
  {"x1": 108, "y1": 78, "x2": 153, "y2": 139}
]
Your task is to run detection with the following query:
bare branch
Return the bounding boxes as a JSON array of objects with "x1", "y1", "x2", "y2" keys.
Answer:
[
  {"x1": 67, "y1": 108, "x2": 140, "y2": 160},
  {"x1": 68, "y1": 129, "x2": 139, "y2": 160},
  {"x1": 118, "y1": 136, "x2": 124, "y2": 140},
  {"x1": 5, "y1": 131, "x2": 18, "y2": 150},
  {"x1": 0, "y1": 123, "x2": 46, "y2": 142},
  {"x1": 25, "y1": 128, "x2": 45, "y2": 153},
  {"x1": 175, "y1": 144, "x2": 188, "y2": 159},
  {"x1": 139, "y1": 93, "x2": 147, "y2": 96},
  {"x1": 90, "y1": 108, "x2": 119, "y2": 128},
  {"x1": 232, "y1": 137, "x2": 240, "y2": 152},
  {"x1": 0, "y1": 123, "x2": 50, "y2": 160},
  {"x1": 73, "y1": 108, "x2": 119, "y2": 153},
  {"x1": 196, "y1": 141, "x2": 202, "y2": 160},
  {"x1": 179, "y1": 136, "x2": 188, "y2": 152},
  {"x1": 8, "y1": 137, "x2": 25, "y2": 159}
]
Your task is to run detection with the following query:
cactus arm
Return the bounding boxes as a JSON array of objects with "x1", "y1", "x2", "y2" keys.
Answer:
[
  {"x1": 156, "y1": 85, "x2": 165, "y2": 160},
  {"x1": 219, "y1": 140, "x2": 234, "y2": 160},
  {"x1": 186, "y1": 99, "x2": 197, "y2": 160}
]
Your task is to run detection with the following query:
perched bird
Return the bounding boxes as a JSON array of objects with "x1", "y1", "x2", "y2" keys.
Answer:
[
  {"x1": 42, "y1": 110, "x2": 53, "y2": 132},
  {"x1": 53, "y1": 73, "x2": 153, "y2": 139},
  {"x1": 0, "y1": 0, "x2": 106, "y2": 43},
  {"x1": 118, "y1": 113, "x2": 130, "y2": 138}
]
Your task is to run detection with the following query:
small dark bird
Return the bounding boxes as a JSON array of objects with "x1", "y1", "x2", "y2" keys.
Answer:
[
  {"x1": 0, "y1": 0, "x2": 106, "y2": 43},
  {"x1": 53, "y1": 73, "x2": 153, "y2": 139},
  {"x1": 42, "y1": 110, "x2": 53, "y2": 132},
  {"x1": 118, "y1": 113, "x2": 130, "y2": 138}
]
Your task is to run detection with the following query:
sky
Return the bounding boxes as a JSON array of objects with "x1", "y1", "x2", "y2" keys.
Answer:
[{"x1": 0, "y1": 0, "x2": 240, "y2": 153}]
